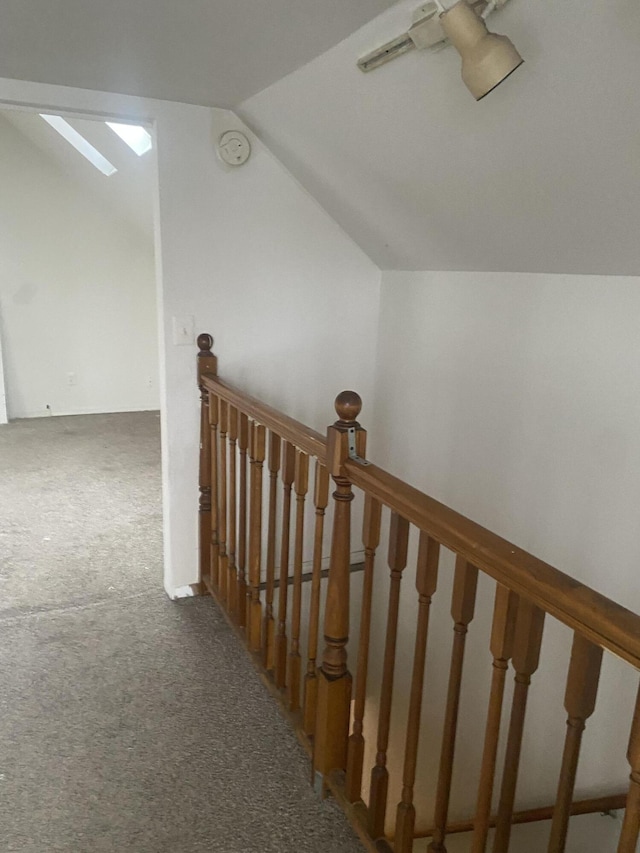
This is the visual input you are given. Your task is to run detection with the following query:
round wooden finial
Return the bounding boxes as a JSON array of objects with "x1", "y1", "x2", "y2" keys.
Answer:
[
  {"x1": 197, "y1": 333, "x2": 213, "y2": 353},
  {"x1": 334, "y1": 390, "x2": 362, "y2": 424}
]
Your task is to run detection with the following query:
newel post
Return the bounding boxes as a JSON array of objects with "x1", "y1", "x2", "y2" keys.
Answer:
[
  {"x1": 314, "y1": 391, "x2": 366, "y2": 781},
  {"x1": 197, "y1": 333, "x2": 217, "y2": 594}
]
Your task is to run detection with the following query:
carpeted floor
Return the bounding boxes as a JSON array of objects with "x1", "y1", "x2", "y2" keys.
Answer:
[
  {"x1": 0, "y1": 413, "x2": 163, "y2": 617},
  {"x1": 0, "y1": 413, "x2": 364, "y2": 852}
]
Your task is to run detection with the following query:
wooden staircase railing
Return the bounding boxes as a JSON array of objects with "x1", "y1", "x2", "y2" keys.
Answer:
[{"x1": 196, "y1": 334, "x2": 640, "y2": 853}]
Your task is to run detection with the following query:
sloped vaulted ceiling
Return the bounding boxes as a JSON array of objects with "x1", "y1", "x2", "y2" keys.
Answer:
[
  {"x1": 1, "y1": 110, "x2": 155, "y2": 243},
  {"x1": 239, "y1": 0, "x2": 640, "y2": 275},
  {"x1": 0, "y1": 0, "x2": 400, "y2": 107},
  {"x1": 1, "y1": 0, "x2": 638, "y2": 275}
]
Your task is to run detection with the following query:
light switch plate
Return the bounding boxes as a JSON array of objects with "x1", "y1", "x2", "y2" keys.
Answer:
[{"x1": 172, "y1": 315, "x2": 195, "y2": 346}]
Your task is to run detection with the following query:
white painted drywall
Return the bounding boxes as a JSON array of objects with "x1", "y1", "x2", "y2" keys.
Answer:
[
  {"x1": 374, "y1": 271, "x2": 640, "y2": 607},
  {"x1": 239, "y1": 0, "x2": 640, "y2": 276},
  {"x1": 4, "y1": 109, "x2": 157, "y2": 243},
  {"x1": 363, "y1": 270, "x2": 640, "y2": 833},
  {"x1": 155, "y1": 104, "x2": 381, "y2": 598},
  {"x1": 0, "y1": 115, "x2": 158, "y2": 420},
  {"x1": 0, "y1": 77, "x2": 381, "y2": 597}
]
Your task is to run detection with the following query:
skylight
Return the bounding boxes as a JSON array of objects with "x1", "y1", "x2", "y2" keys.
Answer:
[
  {"x1": 39, "y1": 114, "x2": 117, "y2": 177},
  {"x1": 106, "y1": 122, "x2": 153, "y2": 156}
]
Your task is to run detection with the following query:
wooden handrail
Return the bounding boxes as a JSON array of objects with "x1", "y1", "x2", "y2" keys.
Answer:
[
  {"x1": 202, "y1": 375, "x2": 327, "y2": 463},
  {"x1": 202, "y1": 352, "x2": 640, "y2": 669},
  {"x1": 345, "y1": 458, "x2": 640, "y2": 670},
  {"x1": 197, "y1": 335, "x2": 640, "y2": 853}
]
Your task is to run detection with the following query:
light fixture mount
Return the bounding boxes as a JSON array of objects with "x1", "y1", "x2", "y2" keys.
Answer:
[
  {"x1": 440, "y1": 0, "x2": 523, "y2": 99},
  {"x1": 357, "y1": 2, "x2": 445, "y2": 72},
  {"x1": 357, "y1": 0, "x2": 522, "y2": 99}
]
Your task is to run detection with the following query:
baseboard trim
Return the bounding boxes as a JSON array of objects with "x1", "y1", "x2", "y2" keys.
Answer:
[{"x1": 11, "y1": 407, "x2": 160, "y2": 420}]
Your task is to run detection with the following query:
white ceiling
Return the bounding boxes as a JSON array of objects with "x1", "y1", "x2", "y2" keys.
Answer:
[
  {"x1": 239, "y1": 0, "x2": 640, "y2": 275},
  {"x1": 1, "y1": 109, "x2": 155, "y2": 242},
  {"x1": 0, "y1": 0, "x2": 399, "y2": 108},
  {"x1": 2, "y1": 0, "x2": 638, "y2": 275}
]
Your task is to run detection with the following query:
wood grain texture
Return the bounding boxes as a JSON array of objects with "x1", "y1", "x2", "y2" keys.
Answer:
[
  {"x1": 227, "y1": 405, "x2": 238, "y2": 616},
  {"x1": 197, "y1": 334, "x2": 216, "y2": 594},
  {"x1": 471, "y1": 585, "x2": 519, "y2": 853},
  {"x1": 217, "y1": 399, "x2": 229, "y2": 605},
  {"x1": 208, "y1": 393, "x2": 220, "y2": 590},
  {"x1": 315, "y1": 395, "x2": 364, "y2": 779},
  {"x1": 412, "y1": 793, "x2": 627, "y2": 840},
  {"x1": 288, "y1": 450, "x2": 309, "y2": 713},
  {"x1": 394, "y1": 533, "x2": 440, "y2": 853},
  {"x1": 493, "y1": 601, "x2": 545, "y2": 853},
  {"x1": 197, "y1": 341, "x2": 640, "y2": 853},
  {"x1": 275, "y1": 441, "x2": 296, "y2": 689},
  {"x1": 236, "y1": 411, "x2": 249, "y2": 627},
  {"x1": 345, "y1": 459, "x2": 640, "y2": 670},
  {"x1": 248, "y1": 423, "x2": 266, "y2": 652},
  {"x1": 369, "y1": 512, "x2": 410, "y2": 841},
  {"x1": 619, "y1": 682, "x2": 640, "y2": 853},
  {"x1": 428, "y1": 558, "x2": 479, "y2": 853},
  {"x1": 547, "y1": 632, "x2": 603, "y2": 853},
  {"x1": 303, "y1": 462, "x2": 330, "y2": 737},
  {"x1": 262, "y1": 431, "x2": 281, "y2": 670},
  {"x1": 203, "y1": 374, "x2": 326, "y2": 463},
  {"x1": 346, "y1": 495, "x2": 382, "y2": 803}
]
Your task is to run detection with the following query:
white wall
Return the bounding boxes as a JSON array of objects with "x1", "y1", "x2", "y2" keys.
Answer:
[
  {"x1": 157, "y1": 105, "x2": 381, "y2": 597},
  {"x1": 374, "y1": 272, "x2": 640, "y2": 607},
  {"x1": 362, "y1": 270, "x2": 640, "y2": 835},
  {"x1": 0, "y1": 77, "x2": 381, "y2": 597},
  {"x1": 0, "y1": 115, "x2": 158, "y2": 419}
]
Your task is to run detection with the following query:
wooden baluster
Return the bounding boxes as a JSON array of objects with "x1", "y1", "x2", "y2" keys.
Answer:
[
  {"x1": 197, "y1": 333, "x2": 216, "y2": 594},
  {"x1": 237, "y1": 412, "x2": 249, "y2": 627},
  {"x1": 227, "y1": 406, "x2": 238, "y2": 616},
  {"x1": 314, "y1": 392, "x2": 365, "y2": 779},
  {"x1": 303, "y1": 462, "x2": 330, "y2": 737},
  {"x1": 209, "y1": 393, "x2": 219, "y2": 590},
  {"x1": 245, "y1": 421, "x2": 255, "y2": 629},
  {"x1": 394, "y1": 533, "x2": 441, "y2": 853},
  {"x1": 471, "y1": 585, "x2": 520, "y2": 853},
  {"x1": 262, "y1": 431, "x2": 281, "y2": 669},
  {"x1": 428, "y1": 558, "x2": 479, "y2": 853},
  {"x1": 493, "y1": 600, "x2": 546, "y2": 853},
  {"x1": 369, "y1": 511, "x2": 411, "y2": 840},
  {"x1": 618, "y1": 682, "x2": 640, "y2": 853},
  {"x1": 217, "y1": 400, "x2": 229, "y2": 605},
  {"x1": 345, "y1": 495, "x2": 382, "y2": 802},
  {"x1": 547, "y1": 633, "x2": 603, "y2": 853},
  {"x1": 248, "y1": 422, "x2": 266, "y2": 652},
  {"x1": 288, "y1": 450, "x2": 310, "y2": 713},
  {"x1": 275, "y1": 441, "x2": 296, "y2": 689}
]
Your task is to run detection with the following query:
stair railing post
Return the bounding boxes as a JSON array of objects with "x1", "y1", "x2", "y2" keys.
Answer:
[
  {"x1": 618, "y1": 681, "x2": 640, "y2": 853},
  {"x1": 314, "y1": 391, "x2": 365, "y2": 782},
  {"x1": 196, "y1": 333, "x2": 217, "y2": 594}
]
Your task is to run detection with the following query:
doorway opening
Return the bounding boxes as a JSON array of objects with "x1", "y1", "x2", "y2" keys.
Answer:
[{"x1": 0, "y1": 105, "x2": 164, "y2": 614}]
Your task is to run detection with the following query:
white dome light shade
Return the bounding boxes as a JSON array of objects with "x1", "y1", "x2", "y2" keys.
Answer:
[{"x1": 440, "y1": 0, "x2": 523, "y2": 100}]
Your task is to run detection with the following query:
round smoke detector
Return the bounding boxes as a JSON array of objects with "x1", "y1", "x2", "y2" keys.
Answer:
[{"x1": 217, "y1": 130, "x2": 251, "y2": 166}]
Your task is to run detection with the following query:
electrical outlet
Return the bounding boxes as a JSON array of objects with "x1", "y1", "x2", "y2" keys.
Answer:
[{"x1": 67, "y1": 372, "x2": 77, "y2": 386}]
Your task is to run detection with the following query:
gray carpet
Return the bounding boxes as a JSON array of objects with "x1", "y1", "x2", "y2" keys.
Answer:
[
  {"x1": 0, "y1": 413, "x2": 364, "y2": 852},
  {"x1": 0, "y1": 412, "x2": 163, "y2": 617}
]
